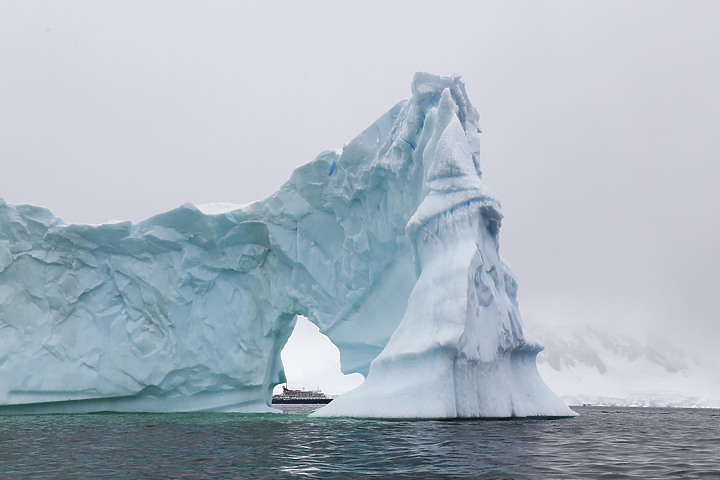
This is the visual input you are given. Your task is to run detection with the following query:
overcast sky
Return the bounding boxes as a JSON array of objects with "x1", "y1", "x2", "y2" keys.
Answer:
[{"x1": 2, "y1": 1, "x2": 719, "y2": 389}]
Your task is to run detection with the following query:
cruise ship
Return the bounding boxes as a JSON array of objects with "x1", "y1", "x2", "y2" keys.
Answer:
[{"x1": 271, "y1": 386, "x2": 333, "y2": 404}]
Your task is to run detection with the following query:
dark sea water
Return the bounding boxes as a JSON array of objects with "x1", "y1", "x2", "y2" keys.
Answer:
[{"x1": 1, "y1": 406, "x2": 718, "y2": 479}]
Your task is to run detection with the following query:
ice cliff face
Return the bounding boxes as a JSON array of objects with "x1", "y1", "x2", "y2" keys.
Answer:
[{"x1": 0, "y1": 73, "x2": 573, "y2": 417}]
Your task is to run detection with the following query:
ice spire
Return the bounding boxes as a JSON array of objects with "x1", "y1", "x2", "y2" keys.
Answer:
[{"x1": 315, "y1": 80, "x2": 573, "y2": 418}]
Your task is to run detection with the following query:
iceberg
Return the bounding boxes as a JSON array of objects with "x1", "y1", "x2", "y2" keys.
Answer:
[{"x1": 0, "y1": 73, "x2": 573, "y2": 417}]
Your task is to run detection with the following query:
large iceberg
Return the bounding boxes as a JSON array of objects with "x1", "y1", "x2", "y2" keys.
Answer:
[{"x1": 0, "y1": 73, "x2": 573, "y2": 417}]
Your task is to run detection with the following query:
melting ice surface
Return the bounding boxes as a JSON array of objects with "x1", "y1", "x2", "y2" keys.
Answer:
[{"x1": 0, "y1": 73, "x2": 574, "y2": 418}]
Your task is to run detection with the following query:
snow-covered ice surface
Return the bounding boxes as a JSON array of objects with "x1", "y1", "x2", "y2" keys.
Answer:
[
  {"x1": 0, "y1": 73, "x2": 573, "y2": 417},
  {"x1": 194, "y1": 202, "x2": 247, "y2": 215}
]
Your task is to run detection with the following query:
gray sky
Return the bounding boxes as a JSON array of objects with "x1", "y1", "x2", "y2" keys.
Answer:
[{"x1": 2, "y1": 1, "x2": 719, "y2": 381}]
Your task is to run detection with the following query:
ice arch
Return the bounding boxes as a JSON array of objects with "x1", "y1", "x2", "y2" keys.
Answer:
[{"x1": 0, "y1": 73, "x2": 573, "y2": 417}]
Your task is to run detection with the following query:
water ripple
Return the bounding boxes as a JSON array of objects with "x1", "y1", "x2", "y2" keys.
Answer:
[{"x1": 0, "y1": 407, "x2": 718, "y2": 479}]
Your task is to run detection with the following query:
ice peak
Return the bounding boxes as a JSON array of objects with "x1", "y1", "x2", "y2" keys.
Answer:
[
  {"x1": 406, "y1": 85, "x2": 497, "y2": 241},
  {"x1": 399, "y1": 73, "x2": 483, "y2": 182},
  {"x1": 425, "y1": 89, "x2": 483, "y2": 190}
]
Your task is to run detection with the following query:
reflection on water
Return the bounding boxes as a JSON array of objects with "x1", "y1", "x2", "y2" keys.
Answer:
[
  {"x1": 1, "y1": 407, "x2": 719, "y2": 479},
  {"x1": 272, "y1": 403, "x2": 328, "y2": 414}
]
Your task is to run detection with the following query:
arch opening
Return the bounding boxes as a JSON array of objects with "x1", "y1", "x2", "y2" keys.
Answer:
[{"x1": 272, "y1": 316, "x2": 364, "y2": 402}]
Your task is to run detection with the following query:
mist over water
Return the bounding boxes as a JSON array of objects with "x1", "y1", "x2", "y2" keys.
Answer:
[{"x1": 2, "y1": 407, "x2": 718, "y2": 479}]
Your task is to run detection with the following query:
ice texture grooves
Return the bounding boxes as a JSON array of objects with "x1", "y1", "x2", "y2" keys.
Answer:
[{"x1": 0, "y1": 73, "x2": 573, "y2": 417}]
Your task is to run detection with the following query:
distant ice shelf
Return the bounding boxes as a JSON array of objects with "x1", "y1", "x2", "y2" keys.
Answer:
[
  {"x1": 0, "y1": 72, "x2": 574, "y2": 418},
  {"x1": 531, "y1": 322, "x2": 720, "y2": 410}
]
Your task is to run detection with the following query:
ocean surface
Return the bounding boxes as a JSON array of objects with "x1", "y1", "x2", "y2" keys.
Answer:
[{"x1": 1, "y1": 406, "x2": 718, "y2": 479}]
